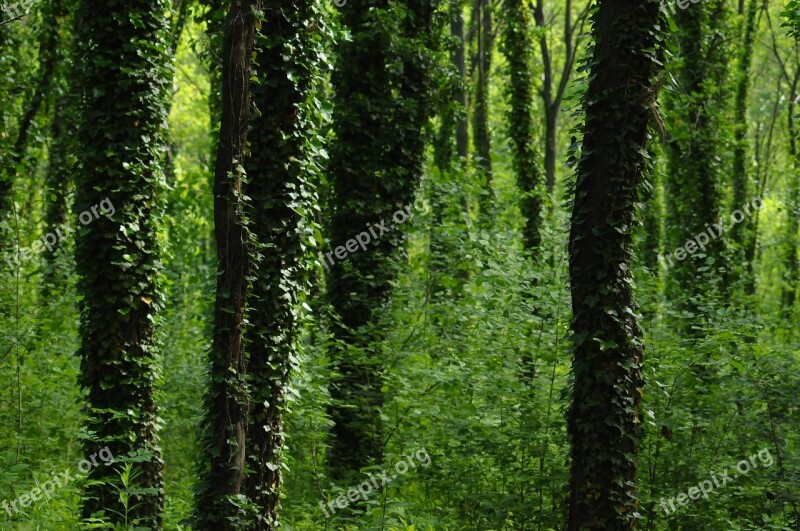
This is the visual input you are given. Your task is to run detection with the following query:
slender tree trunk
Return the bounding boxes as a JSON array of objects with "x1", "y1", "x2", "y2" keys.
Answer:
[
  {"x1": 241, "y1": 0, "x2": 321, "y2": 527},
  {"x1": 454, "y1": 5, "x2": 469, "y2": 162},
  {"x1": 41, "y1": 0, "x2": 75, "y2": 295},
  {"x1": 473, "y1": 0, "x2": 493, "y2": 217},
  {"x1": 730, "y1": 0, "x2": 759, "y2": 295},
  {"x1": 195, "y1": 0, "x2": 259, "y2": 527},
  {"x1": 434, "y1": 0, "x2": 468, "y2": 170},
  {"x1": 533, "y1": 0, "x2": 584, "y2": 195},
  {"x1": 642, "y1": 172, "x2": 661, "y2": 272},
  {"x1": 73, "y1": 0, "x2": 173, "y2": 525},
  {"x1": 566, "y1": 0, "x2": 662, "y2": 527},
  {"x1": 544, "y1": 107, "x2": 557, "y2": 194},
  {"x1": 783, "y1": 72, "x2": 800, "y2": 312},
  {"x1": 430, "y1": 0, "x2": 469, "y2": 300}
]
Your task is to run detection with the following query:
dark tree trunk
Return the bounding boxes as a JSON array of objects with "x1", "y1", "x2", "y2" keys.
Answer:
[
  {"x1": 241, "y1": 0, "x2": 321, "y2": 527},
  {"x1": 434, "y1": 0, "x2": 468, "y2": 170},
  {"x1": 473, "y1": 0, "x2": 493, "y2": 217},
  {"x1": 454, "y1": 5, "x2": 469, "y2": 162},
  {"x1": 73, "y1": 0, "x2": 173, "y2": 525},
  {"x1": 642, "y1": 173, "x2": 661, "y2": 272},
  {"x1": 566, "y1": 0, "x2": 663, "y2": 528},
  {"x1": 326, "y1": 0, "x2": 438, "y2": 480},
  {"x1": 544, "y1": 107, "x2": 557, "y2": 194},
  {"x1": 195, "y1": 0, "x2": 260, "y2": 527}
]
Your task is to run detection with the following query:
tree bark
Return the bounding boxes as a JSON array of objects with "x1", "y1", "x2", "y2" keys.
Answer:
[
  {"x1": 664, "y1": 0, "x2": 731, "y2": 312},
  {"x1": 434, "y1": 0, "x2": 468, "y2": 169},
  {"x1": 241, "y1": 0, "x2": 320, "y2": 527},
  {"x1": 501, "y1": 0, "x2": 542, "y2": 252},
  {"x1": 196, "y1": 0, "x2": 260, "y2": 527},
  {"x1": 473, "y1": 0, "x2": 493, "y2": 217},
  {"x1": 74, "y1": 0, "x2": 173, "y2": 525},
  {"x1": 41, "y1": 0, "x2": 75, "y2": 295},
  {"x1": 533, "y1": 0, "x2": 585, "y2": 195},
  {"x1": 730, "y1": 0, "x2": 759, "y2": 295},
  {"x1": 326, "y1": 0, "x2": 437, "y2": 480},
  {"x1": 566, "y1": 0, "x2": 662, "y2": 527},
  {"x1": 783, "y1": 70, "x2": 800, "y2": 312}
]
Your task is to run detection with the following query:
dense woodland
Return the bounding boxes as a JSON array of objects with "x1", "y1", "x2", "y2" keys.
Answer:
[{"x1": 0, "y1": 0, "x2": 799, "y2": 529}]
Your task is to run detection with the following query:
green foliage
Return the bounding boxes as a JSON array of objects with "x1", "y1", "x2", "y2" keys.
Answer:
[{"x1": 3, "y1": 0, "x2": 800, "y2": 530}]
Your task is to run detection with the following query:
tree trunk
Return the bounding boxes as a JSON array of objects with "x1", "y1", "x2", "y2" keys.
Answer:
[
  {"x1": 41, "y1": 0, "x2": 75, "y2": 295},
  {"x1": 195, "y1": 0, "x2": 259, "y2": 527},
  {"x1": 241, "y1": 0, "x2": 321, "y2": 527},
  {"x1": 454, "y1": 4, "x2": 469, "y2": 162},
  {"x1": 434, "y1": 0, "x2": 468, "y2": 170},
  {"x1": 533, "y1": 0, "x2": 584, "y2": 195},
  {"x1": 473, "y1": 0, "x2": 493, "y2": 217},
  {"x1": 566, "y1": 0, "x2": 662, "y2": 527},
  {"x1": 544, "y1": 106, "x2": 557, "y2": 194},
  {"x1": 326, "y1": 0, "x2": 437, "y2": 480},
  {"x1": 501, "y1": 0, "x2": 542, "y2": 252},
  {"x1": 730, "y1": 0, "x2": 759, "y2": 295},
  {"x1": 73, "y1": 0, "x2": 173, "y2": 525},
  {"x1": 783, "y1": 72, "x2": 800, "y2": 312},
  {"x1": 664, "y1": 0, "x2": 731, "y2": 312},
  {"x1": 1, "y1": 1, "x2": 62, "y2": 225}
]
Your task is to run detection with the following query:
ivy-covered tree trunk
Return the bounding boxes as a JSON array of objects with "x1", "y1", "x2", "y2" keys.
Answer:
[
  {"x1": 326, "y1": 0, "x2": 437, "y2": 479},
  {"x1": 73, "y1": 0, "x2": 173, "y2": 526},
  {"x1": 0, "y1": 20, "x2": 15, "y2": 221},
  {"x1": 783, "y1": 80, "x2": 800, "y2": 312},
  {"x1": 730, "y1": 0, "x2": 759, "y2": 295},
  {"x1": 195, "y1": 0, "x2": 259, "y2": 527},
  {"x1": 453, "y1": 2, "x2": 468, "y2": 163},
  {"x1": 434, "y1": 0, "x2": 468, "y2": 169},
  {"x1": 473, "y1": 0, "x2": 493, "y2": 217},
  {"x1": 664, "y1": 0, "x2": 731, "y2": 309},
  {"x1": 430, "y1": 0, "x2": 469, "y2": 300},
  {"x1": 241, "y1": 0, "x2": 322, "y2": 527},
  {"x1": 566, "y1": 0, "x2": 662, "y2": 528},
  {"x1": 778, "y1": 4, "x2": 800, "y2": 313},
  {"x1": 500, "y1": 0, "x2": 542, "y2": 252},
  {"x1": 199, "y1": 0, "x2": 225, "y2": 165}
]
